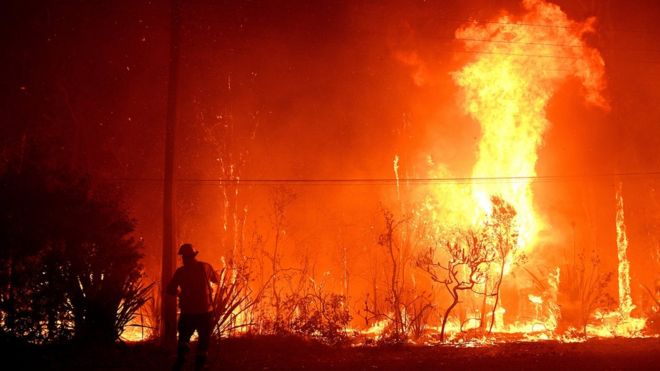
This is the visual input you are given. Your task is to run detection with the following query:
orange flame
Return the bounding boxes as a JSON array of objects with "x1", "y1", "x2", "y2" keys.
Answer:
[
  {"x1": 418, "y1": 0, "x2": 612, "y2": 339},
  {"x1": 615, "y1": 182, "x2": 634, "y2": 318},
  {"x1": 429, "y1": 0, "x2": 607, "y2": 253}
]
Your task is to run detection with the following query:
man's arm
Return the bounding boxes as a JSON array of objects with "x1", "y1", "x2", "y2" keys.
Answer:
[
  {"x1": 207, "y1": 263, "x2": 219, "y2": 285},
  {"x1": 165, "y1": 270, "x2": 180, "y2": 296}
]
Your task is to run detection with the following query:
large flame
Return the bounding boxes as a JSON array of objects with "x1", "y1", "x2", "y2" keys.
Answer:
[{"x1": 430, "y1": 0, "x2": 607, "y2": 252}]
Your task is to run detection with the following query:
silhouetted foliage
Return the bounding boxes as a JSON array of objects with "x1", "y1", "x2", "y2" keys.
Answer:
[
  {"x1": 0, "y1": 159, "x2": 151, "y2": 343},
  {"x1": 286, "y1": 291, "x2": 351, "y2": 345},
  {"x1": 212, "y1": 257, "x2": 261, "y2": 337}
]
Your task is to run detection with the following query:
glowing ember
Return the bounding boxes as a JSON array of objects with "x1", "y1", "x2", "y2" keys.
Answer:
[
  {"x1": 120, "y1": 316, "x2": 154, "y2": 342},
  {"x1": 528, "y1": 295, "x2": 543, "y2": 305},
  {"x1": 394, "y1": 154, "x2": 401, "y2": 201}
]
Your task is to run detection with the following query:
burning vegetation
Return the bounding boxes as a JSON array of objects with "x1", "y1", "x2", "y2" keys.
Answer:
[
  {"x1": 116, "y1": 0, "x2": 655, "y2": 345},
  {"x1": 1, "y1": 0, "x2": 660, "y2": 365}
]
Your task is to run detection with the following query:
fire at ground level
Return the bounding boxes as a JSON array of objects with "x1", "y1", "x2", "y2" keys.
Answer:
[{"x1": 6, "y1": 336, "x2": 660, "y2": 370}]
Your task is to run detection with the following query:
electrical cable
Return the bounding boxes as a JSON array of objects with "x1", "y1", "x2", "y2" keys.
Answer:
[{"x1": 97, "y1": 171, "x2": 660, "y2": 186}]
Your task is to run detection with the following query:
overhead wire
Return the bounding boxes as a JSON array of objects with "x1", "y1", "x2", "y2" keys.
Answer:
[
  {"x1": 98, "y1": 171, "x2": 660, "y2": 186},
  {"x1": 183, "y1": 27, "x2": 660, "y2": 65},
  {"x1": 83, "y1": 0, "x2": 660, "y2": 59},
  {"x1": 185, "y1": 2, "x2": 660, "y2": 37},
  {"x1": 177, "y1": 2, "x2": 660, "y2": 63},
  {"x1": 41, "y1": 3, "x2": 660, "y2": 190}
]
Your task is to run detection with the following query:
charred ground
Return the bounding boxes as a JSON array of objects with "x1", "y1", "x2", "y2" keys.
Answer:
[{"x1": 5, "y1": 336, "x2": 659, "y2": 370}]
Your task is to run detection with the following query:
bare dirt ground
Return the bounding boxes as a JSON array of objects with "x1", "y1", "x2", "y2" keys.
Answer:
[{"x1": 4, "y1": 336, "x2": 660, "y2": 370}]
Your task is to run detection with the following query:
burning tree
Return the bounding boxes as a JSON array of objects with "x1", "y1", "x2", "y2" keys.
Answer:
[
  {"x1": 483, "y1": 196, "x2": 520, "y2": 333},
  {"x1": 376, "y1": 208, "x2": 408, "y2": 339},
  {"x1": 363, "y1": 208, "x2": 434, "y2": 342},
  {"x1": 258, "y1": 185, "x2": 297, "y2": 333},
  {"x1": 415, "y1": 195, "x2": 522, "y2": 341},
  {"x1": 417, "y1": 227, "x2": 495, "y2": 342}
]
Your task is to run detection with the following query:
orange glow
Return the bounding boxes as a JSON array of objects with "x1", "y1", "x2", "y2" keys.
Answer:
[{"x1": 121, "y1": 0, "x2": 654, "y2": 344}]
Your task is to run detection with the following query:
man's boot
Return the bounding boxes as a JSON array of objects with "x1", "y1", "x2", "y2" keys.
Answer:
[
  {"x1": 173, "y1": 344, "x2": 190, "y2": 371},
  {"x1": 172, "y1": 355, "x2": 185, "y2": 371},
  {"x1": 194, "y1": 354, "x2": 208, "y2": 371}
]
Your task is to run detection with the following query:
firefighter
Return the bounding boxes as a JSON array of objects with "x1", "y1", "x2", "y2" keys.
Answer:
[{"x1": 166, "y1": 243, "x2": 219, "y2": 371}]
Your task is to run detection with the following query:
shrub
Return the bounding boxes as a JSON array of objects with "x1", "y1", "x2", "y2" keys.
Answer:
[{"x1": 0, "y1": 161, "x2": 150, "y2": 343}]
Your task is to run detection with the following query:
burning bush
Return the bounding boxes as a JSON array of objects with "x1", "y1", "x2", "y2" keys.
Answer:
[
  {"x1": 559, "y1": 248, "x2": 616, "y2": 336},
  {"x1": 287, "y1": 292, "x2": 351, "y2": 345},
  {"x1": 0, "y1": 160, "x2": 151, "y2": 343},
  {"x1": 211, "y1": 257, "x2": 259, "y2": 337},
  {"x1": 361, "y1": 208, "x2": 434, "y2": 343},
  {"x1": 254, "y1": 267, "x2": 352, "y2": 345}
]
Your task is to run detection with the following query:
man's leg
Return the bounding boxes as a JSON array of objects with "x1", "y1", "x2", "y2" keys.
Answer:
[
  {"x1": 173, "y1": 314, "x2": 195, "y2": 371},
  {"x1": 194, "y1": 312, "x2": 214, "y2": 371}
]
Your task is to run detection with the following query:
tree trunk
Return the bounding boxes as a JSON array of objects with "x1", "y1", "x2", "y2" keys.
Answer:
[
  {"x1": 160, "y1": 0, "x2": 181, "y2": 349},
  {"x1": 480, "y1": 279, "x2": 488, "y2": 332},
  {"x1": 488, "y1": 267, "x2": 505, "y2": 333},
  {"x1": 441, "y1": 289, "x2": 460, "y2": 342}
]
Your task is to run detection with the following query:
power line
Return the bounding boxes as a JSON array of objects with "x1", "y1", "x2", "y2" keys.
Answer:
[
  {"x1": 451, "y1": 48, "x2": 575, "y2": 60},
  {"x1": 183, "y1": 1, "x2": 660, "y2": 37},
  {"x1": 197, "y1": 40, "x2": 660, "y2": 66},
  {"x1": 182, "y1": 1, "x2": 660, "y2": 35},
  {"x1": 454, "y1": 37, "x2": 660, "y2": 56},
  {"x1": 455, "y1": 37, "x2": 581, "y2": 49},
  {"x1": 178, "y1": 3, "x2": 660, "y2": 59},
  {"x1": 415, "y1": 14, "x2": 660, "y2": 36},
  {"x1": 99, "y1": 171, "x2": 660, "y2": 186},
  {"x1": 65, "y1": 2, "x2": 660, "y2": 64},
  {"x1": 188, "y1": 27, "x2": 660, "y2": 65}
]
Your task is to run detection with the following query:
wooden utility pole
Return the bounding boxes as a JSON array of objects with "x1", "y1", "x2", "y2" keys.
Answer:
[{"x1": 161, "y1": 0, "x2": 181, "y2": 348}]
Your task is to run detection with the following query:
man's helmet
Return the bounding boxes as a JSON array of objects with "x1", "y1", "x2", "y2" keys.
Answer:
[{"x1": 178, "y1": 243, "x2": 198, "y2": 257}]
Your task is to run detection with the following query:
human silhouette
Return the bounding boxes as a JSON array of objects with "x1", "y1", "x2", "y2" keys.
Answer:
[{"x1": 167, "y1": 243, "x2": 219, "y2": 371}]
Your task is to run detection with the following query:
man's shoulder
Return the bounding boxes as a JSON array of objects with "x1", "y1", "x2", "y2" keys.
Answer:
[
  {"x1": 198, "y1": 261, "x2": 215, "y2": 270},
  {"x1": 198, "y1": 261, "x2": 218, "y2": 280}
]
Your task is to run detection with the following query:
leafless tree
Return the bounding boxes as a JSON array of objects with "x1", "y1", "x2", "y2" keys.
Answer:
[
  {"x1": 417, "y1": 228, "x2": 496, "y2": 342},
  {"x1": 362, "y1": 208, "x2": 434, "y2": 342},
  {"x1": 377, "y1": 208, "x2": 407, "y2": 338},
  {"x1": 262, "y1": 186, "x2": 297, "y2": 329}
]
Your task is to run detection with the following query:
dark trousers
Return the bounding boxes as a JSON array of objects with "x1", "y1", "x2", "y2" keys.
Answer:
[{"x1": 174, "y1": 312, "x2": 214, "y2": 370}]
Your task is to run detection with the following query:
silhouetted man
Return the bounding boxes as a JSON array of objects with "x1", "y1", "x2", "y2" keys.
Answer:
[{"x1": 167, "y1": 243, "x2": 219, "y2": 371}]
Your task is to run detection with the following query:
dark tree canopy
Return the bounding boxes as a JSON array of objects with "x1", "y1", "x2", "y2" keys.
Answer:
[{"x1": 0, "y1": 158, "x2": 150, "y2": 343}]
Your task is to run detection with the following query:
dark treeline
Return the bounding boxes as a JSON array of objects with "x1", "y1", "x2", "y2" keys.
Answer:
[{"x1": 0, "y1": 151, "x2": 151, "y2": 344}]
